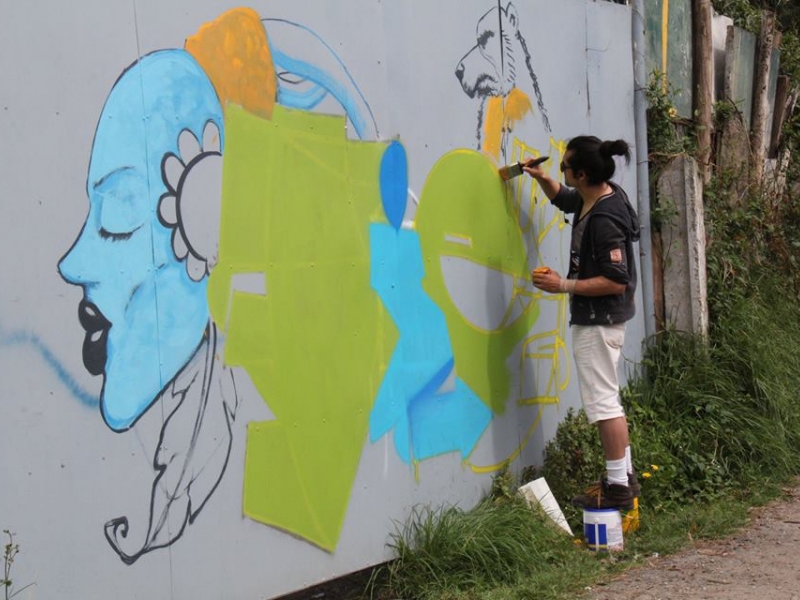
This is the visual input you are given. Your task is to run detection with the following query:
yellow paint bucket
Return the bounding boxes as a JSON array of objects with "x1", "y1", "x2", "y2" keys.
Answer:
[{"x1": 622, "y1": 497, "x2": 640, "y2": 534}]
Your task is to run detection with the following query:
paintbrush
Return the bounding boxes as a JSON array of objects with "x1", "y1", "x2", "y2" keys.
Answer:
[{"x1": 498, "y1": 155, "x2": 549, "y2": 181}]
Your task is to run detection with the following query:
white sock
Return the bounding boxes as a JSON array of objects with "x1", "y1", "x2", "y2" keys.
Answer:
[
  {"x1": 606, "y1": 458, "x2": 628, "y2": 486},
  {"x1": 625, "y1": 446, "x2": 633, "y2": 474}
]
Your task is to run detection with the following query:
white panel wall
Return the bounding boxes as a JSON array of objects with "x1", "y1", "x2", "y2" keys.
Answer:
[{"x1": 0, "y1": 1, "x2": 644, "y2": 598}]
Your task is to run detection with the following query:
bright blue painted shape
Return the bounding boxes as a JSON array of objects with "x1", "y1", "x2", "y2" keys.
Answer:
[
  {"x1": 369, "y1": 223, "x2": 492, "y2": 463},
  {"x1": 0, "y1": 323, "x2": 99, "y2": 408},
  {"x1": 379, "y1": 141, "x2": 408, "y2": 230},
  {"x1": 272, "y1": 47, "x2": 369, "y2": 137},
  {"x1": 58, "y1": 50, "x2": 223, "y2": 431},
  {"x1": 266, "y1": 19, "x2": 377, "y2": 139},
  {"x1": 409, "y1": 378, "x2": 491, "y2": 461},
  {"x1": 276, "y1": 82, "x2": 329, "y2": 111}
]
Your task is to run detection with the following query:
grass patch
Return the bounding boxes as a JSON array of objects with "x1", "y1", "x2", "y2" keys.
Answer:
[
  {"x1": 379, "y1": 498, "x2": 605, "y2": 600},
  {"x1": 648, "y1": 285, "x2": 800, "y2": 478},
  {"x1": 626, "y1": 497, "x2": 750, "y2": 556}
]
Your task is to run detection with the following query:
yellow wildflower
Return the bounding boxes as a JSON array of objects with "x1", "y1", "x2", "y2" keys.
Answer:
[
  {"x1": 668, "y1": 107, "x2": 678, "y2": 118},
  {"x1": 651, "y1": 464, "x2": 660, "y2": 471},
  {"x1": 642, "y1": 472, "x2": 652, "y2": 479}
]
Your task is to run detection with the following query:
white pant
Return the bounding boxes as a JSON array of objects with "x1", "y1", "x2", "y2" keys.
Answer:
[{"x1": 571, "y1": 323, "x2": 626, "y2": 424}]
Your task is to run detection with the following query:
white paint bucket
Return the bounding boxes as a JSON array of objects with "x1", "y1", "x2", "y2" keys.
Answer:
[{"x1": 583, "y1": 508, "x2": 624, "y2": 552}]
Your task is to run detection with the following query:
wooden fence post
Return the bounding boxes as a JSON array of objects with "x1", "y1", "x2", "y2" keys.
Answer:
[
  {"x1": 750, "y1": 10, "x2": 776, "y2": 186},
  {"x1": 693, "y1": 0, "x2": 713, "y2": 184}
]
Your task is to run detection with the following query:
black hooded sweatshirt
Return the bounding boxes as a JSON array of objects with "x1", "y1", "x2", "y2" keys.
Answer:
[{"x1": 551, "y1": 182, "x2": 640, "y2": 326}]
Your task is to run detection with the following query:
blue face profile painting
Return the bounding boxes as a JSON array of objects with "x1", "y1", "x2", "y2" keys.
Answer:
[
  {"x1": 58, "y1": 50, "x2": 223, "y2": 432},
  {"x1": 58, "y1": 49, "x2": 236, "y2": 565}
]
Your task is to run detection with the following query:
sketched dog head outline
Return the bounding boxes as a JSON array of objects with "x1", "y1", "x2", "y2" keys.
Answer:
[{"x1": 455, "y1": 2, "x2": 551, "y2": 133}]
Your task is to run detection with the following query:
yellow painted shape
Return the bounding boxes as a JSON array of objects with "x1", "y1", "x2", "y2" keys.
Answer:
[
  {"x1": 483, "y1": 96, "x2": 505, "y2": 160},
  {"x1": 507, "y1": 137, "x2": 567, "y2": 242},
  {"x1": 507, "y1": 136, "x2": 571, "y2": 406},
  {"x1": 453, "y1": 136, "x2": 572, "y2": 474},
  {"x1": 465, "y1": 405, "x2": 545, "y2": 474},
  {"x1": 416, "y1": 149, "x2": 537, "y2": 413},
  {"x1": 185, "y1": 7, "x2": 277, "y2": 119},
  {"x1": 504, "y1": 87, "x2": 533, "y2": 122},
  {"x1": 482, "y1": 89, "x2": 533, "y2": 160},
  {"x1": 208, "y1": 104, "x2": 396, "y2": 550}
]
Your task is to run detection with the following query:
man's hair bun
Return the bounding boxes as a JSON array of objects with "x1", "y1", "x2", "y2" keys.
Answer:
[{"x1": 599, "y1": 139, "x2": 630, "y2": 158}]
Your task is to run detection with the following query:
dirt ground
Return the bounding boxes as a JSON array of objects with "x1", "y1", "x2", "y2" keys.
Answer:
[{"x1": 581, "y1": 485, "x2": 800, "y2": 600}]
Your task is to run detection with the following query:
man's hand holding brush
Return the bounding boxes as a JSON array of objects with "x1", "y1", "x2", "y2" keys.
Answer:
[
  {"x1": 521, "y1": 156, "x2": 548, "y2": 178},
  {"x1": 522, "y1": 156, "x2": 562, "y2": 199}
]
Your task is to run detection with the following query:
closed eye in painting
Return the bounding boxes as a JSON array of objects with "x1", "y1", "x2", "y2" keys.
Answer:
[{"x1": 98, "y1": 226, "x2": 139, "y2": 242}]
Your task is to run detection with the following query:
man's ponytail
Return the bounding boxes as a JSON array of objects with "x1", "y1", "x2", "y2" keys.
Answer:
[{"x1": 599, "y1": 139, "x2": 631, "y2": 164}]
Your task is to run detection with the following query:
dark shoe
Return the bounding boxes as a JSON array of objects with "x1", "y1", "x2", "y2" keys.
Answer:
[
  {"x1": 572, "y1": 478, "x2": 634, "y2": 511},
  {"x1": 581, "y1": 472, "x2": 640, "y2": 499}
]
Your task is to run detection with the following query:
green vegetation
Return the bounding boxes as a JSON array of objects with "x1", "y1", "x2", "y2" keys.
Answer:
[
  {"x1": 2, "y1": 531, "x2": 33, "y2": 600},
  {"x1": 380, "y1": 499, "x2": 604, "y2": 600},
  {"x1": 645, "y1": 72, "x2": 695, "y2": 169},
  {"x1": 709, "y1": 0, "x2": 799, "y2": 91}
]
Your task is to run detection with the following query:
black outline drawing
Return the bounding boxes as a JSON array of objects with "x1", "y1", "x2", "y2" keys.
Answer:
[
  {"x1": 455, "y1": 1, "x2": 552, "y2": 158},
  {"x1": 104, "y1": 324, "x2": 239, "y2": 564}
]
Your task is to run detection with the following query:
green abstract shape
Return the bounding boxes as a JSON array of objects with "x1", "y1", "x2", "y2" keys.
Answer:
[
  {"x1": 207, "y1": 104, "x2": 397, "y2": 551},
  {"x1": 415, "y1": 149, "x2": 537, "y2": 414}
]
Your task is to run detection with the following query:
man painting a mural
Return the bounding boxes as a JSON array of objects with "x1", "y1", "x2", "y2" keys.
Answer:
[{"x1": 525, "y1": 136, "x2": 641, "y2": 510}]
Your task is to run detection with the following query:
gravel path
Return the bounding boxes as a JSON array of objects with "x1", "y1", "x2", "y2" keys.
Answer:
[{"x1": 581, "y1": 485, "x2": 800, "y2": 600}]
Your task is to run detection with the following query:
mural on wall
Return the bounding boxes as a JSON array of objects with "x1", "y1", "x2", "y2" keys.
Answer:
[
  {"x1": 370, "y1": 1, "x2": 568, "y2": 479},
  {"x1": 57, "y1": 7, "x2": 399, "y2": 561},
  {"x1": 366, "y1": 158, "x2": 494, "y2": 466},
  {"x1": 211, "y1": 103, "x2": 398, "y2": 551},
  {"x1": 58, "y1": 45, "x2": 235, "y2": 564},
  {"x1": 417, "y1": 1, "x2": 571, "y2": 472},
  {"x1": 55, "y1": 1, "x2": 571, "y2": 565}
]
